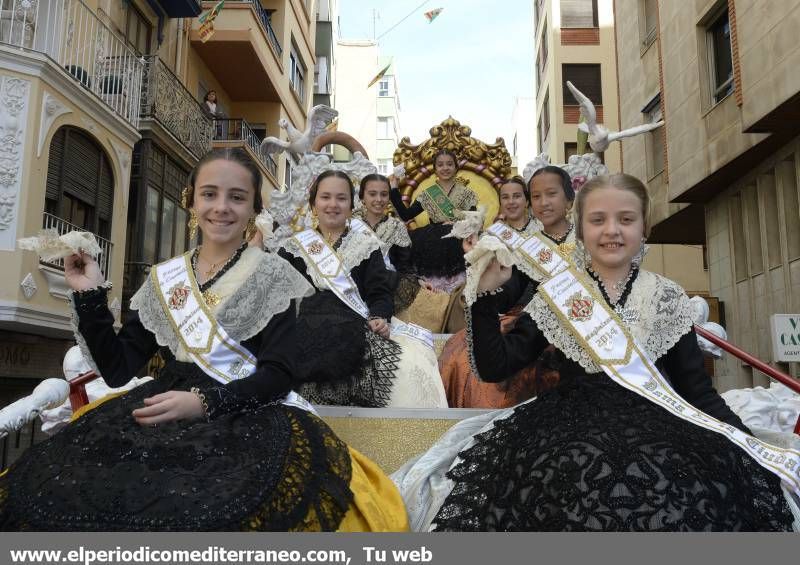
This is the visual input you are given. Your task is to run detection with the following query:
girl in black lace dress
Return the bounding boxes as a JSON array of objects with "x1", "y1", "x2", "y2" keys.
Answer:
[
  {"x1": 0, "y1": 148, "x2": 407, "y2": 531},
  {"x1": 279, "y1": 170, "x2": 446, "y2": 408},
  {"x1": 395, "y1": 173, "x2": 795, "y2": 531}
]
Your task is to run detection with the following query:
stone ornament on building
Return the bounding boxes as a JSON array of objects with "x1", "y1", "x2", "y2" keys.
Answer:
[
  {"x1": 0, "y1": 75, "x2": 31, "y2": 250},
  {"x1": 269, "y1": 151, "x2": 377, "y2": 249},
  {"x1": 392, "y1": 116, "x2": 512, "y2": 196},
  {"x1": 38, "y1": 92, "x2": 72, "y2": 157},
  {"x1": 20, "y1": 272, "x2": 37, "y2": 299}
]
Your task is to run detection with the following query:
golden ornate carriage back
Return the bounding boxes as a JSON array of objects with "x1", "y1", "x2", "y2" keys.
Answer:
[{"x1": 392, "y1": 117, "x2": 513, "y2": 228}]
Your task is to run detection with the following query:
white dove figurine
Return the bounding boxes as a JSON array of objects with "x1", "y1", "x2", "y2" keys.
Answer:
[
  {"x1": 259, "y1": 105, "x2": 338, "y2": 159},
  {"x1": 567, "y1": 81, "x2": 664, "y2": 153}
]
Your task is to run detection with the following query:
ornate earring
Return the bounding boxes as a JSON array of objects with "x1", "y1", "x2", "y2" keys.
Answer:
[
  {"x1": 244, "y1": 216, "x2": 257, "y2": 242},
  {"x1": 180, "y1": 186, "x2": 191, "y2": 208},
  {"x1": 187, "y1": 209, "x2": 198, "y2": 240},
  {"x1": 311, "y1": 208, "x2": 319, "y2": 229},
  {"x1": 632, "y1": 237, "x2": 649, "y2": 267}
]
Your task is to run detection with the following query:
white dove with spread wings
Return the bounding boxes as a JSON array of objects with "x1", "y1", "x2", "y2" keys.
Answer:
[
  {"x1": 259, "y1": 105, "x2": 338, "y2": 159},
  {"x1": 567, "y1": 81, "x2": 663, "y2": 153}
]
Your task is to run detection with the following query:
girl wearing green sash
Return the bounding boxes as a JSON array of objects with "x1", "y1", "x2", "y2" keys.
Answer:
[
  {"x1": 390, "y1": 149, "x2": 479, "y2": 290},
  {"x1": 0, "y1": 148, "x2": 409, "y2": 531},
  {"x1": 394, "y1": 173, "x2": 794, "y2": 531}
]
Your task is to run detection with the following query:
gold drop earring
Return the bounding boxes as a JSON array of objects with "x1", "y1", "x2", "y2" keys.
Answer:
[
  {"x1": 244, "y1": 216, "x2": 257, "y2": 241},
  {"x1": 187, "y1": 209, "x2": 198, "y2": 240},
  {"x1": 311, "y1": 208, "x2": 319, "y2": 229}
]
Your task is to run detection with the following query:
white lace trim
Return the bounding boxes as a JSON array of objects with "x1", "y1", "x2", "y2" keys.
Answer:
[
  {"x1": 524, "y1": 270, "x2": 695, "y2": 373},
  {"x1": 129, "y1": 249, "x2": 313, "y2": 359},
  {"x1": 69, "y1": 298, "x2": 102, "y2": 376},
  {"x1": 374, "y1": 216, "x2": 412, "y2": 250},
  {"x1": 283, "y1": 229, "x2": 381, "y2": 291}
]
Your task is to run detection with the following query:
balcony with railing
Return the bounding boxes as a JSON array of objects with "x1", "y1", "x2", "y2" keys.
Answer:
[
  {"x1": 190, "y1": 1, "x2": 284, "y2": 103},
  {"x1": 0, "y1": 0, "x2": 144, "y2": 129},
  {"x1": 41, "y1": 212, "x2": 113, "y2": 278},
  {"x1": 213, "y1": 118, "x2": 278, "y2": 180},
  {"x1": 140, "y1": 56, "x2": 214, "y2": 161}
]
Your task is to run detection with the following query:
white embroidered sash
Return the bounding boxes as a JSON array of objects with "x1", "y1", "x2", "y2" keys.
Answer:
[
  {"x1": 485, "y1": 221, "x2": 569, "y2": 280},
  {"x1": 293, "y1": 230, "x2": 370, "y2": 319},
  {"x1": 152, "y1": 254, "x2": 257, "y2": 385},
  {"x1": 526, "y1": 258, "x2": 800, "y2": 495},
  {"x1": 350, "y1": 217, "x2": 395, "y2": 271},
  {"x1": 391, "y1": 318, "x2": 434, "y2": 349}
]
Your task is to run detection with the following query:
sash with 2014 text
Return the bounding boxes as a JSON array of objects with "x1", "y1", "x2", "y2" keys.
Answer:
[
  {"x1": 515, "y1": 246, "x2": 800, "y2": 496},
  {"x1": 152, "y1": 253, "x2": 257, "y2": 384},
  {"x1": 293, "y1": 229, "x2": 434, "y2": 349}
]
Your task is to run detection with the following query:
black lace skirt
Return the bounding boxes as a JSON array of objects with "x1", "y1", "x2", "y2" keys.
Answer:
[
  {"x1": 409, "y1": 223, "x2": 465, "y2": 278},
  {"x1": 0, "y1": 366, "x2": 353, "y2": 531},
  {"x1": 433, "y1": 375, "x2": 794, "y2": 531},
  {"x1": 295, "y1": 291, "x2": 400, "y2": 407}
]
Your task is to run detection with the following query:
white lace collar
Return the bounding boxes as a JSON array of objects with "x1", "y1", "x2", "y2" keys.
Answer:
[
  {"x1": 283, "y1": 228, "x2": 381, "y2": 291},
  {"x1": 71, "y1": 249, "x2": 314, "y2": 366},
  {"x1": 524, "y1": 269, "x2": 695, "y2": 373}
]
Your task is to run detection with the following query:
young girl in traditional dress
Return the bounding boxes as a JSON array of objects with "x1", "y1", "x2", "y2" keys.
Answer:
[
  {"x1": 280, "y1": 170, "x2": 446, "y2": 409},
  {"x1": 0, "y1": 148, "x2": 408, "y2": 531},
  {"x1": 389, "y1": 149, "x2": 478, "y2": 291},
  {"x1": 438, "y1": 174, "x2": 572, "y2": 408},
  {"x1": 395, "y1": 173, "x2": 795, "y2": 531}
]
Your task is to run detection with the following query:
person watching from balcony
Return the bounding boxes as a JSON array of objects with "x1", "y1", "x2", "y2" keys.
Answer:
[{"x1": 0, "y1": 147, "x2": 409, "y2": 532}]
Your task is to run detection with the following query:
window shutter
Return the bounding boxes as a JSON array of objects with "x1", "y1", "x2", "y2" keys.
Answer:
[{"x1": 563, "y1": 64, "x2": 602, "y2": 104}]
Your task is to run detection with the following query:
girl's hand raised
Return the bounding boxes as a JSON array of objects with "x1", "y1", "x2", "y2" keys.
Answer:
[{"x1": 64, "y1": 252, "x2": 105, "y2": 291}]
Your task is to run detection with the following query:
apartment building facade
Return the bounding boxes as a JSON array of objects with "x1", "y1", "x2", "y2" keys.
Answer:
[
  {"x1": 614, "y1": 0, "x2": 800, "y2": 389},
  {"x1": 0, "y1": 0, "x2": 315, "y2": 466}
]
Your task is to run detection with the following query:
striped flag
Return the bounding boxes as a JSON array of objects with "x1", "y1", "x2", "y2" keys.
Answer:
[
  {"x1": 367, "y1": 62, "x2": 392, "y2": 88},
  {"x1": 198, "y1": 0, "x2": 225, "y2": 43},
  {"x1": 424, "y1": 8, "x2": 443, "y2": 23}
]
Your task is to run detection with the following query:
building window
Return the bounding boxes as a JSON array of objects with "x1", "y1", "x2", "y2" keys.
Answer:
[
  {"x1": 564, "y1": 142, "x2": 604, "y2": 163},
  {"x1": 45, "y1": 126, "x2": 114, "y2": 239},
  {"x1": 778, "y1": 158, "x2": 800, "y2": 262},
  {"x1": 136, "y1": 145, "x2": 191, "y2": 264},
  {"x1": 563, "y1": 63, "x2": 602, "y2": 105},
  {"x1": 560, "y1": 0, "x2": 598, "y2": 28},
  {"x1": 730, "y1": 193, "x2": 748, "y2": 282},
  {"x1": 314, "y1": 56, "x2": 329, "y2": 95},
  {"x1": 706, "y1": 7, "x2": 734, "y2": 104},
  {"x1": 377, "y1": 117, "x2": 394, "y2": 139},
  {"x1": 538, "y1": 91, "x2": 550, "y2": 150},
  {"x1": 289, "y1": 42, "x2": 306, "y2": 100},
  {"x1": 124, "y1": 3, "x2": 152, "y2": 55},
  {"x1": 378, "y1": 79, "x2": 390, "y2": 97},
  {"x1": 642, "y1": 93, "x2": 664, "y2": 178},
  {"x1": 640, "y1": 0, "x2": 658, "y2": 47},
  {"x1": 377, "y1": 159, "x2": 392, "y2": 175},
  {"x1": 537, "y1": 19, "x2": 548, "y2": 82},
  {"x1": 743, "y1": 185, "x2": 764, "y2": 276}
]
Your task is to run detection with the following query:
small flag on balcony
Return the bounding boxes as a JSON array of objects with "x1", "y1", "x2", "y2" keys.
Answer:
[
  {"x1": 367, "y1": 62, "x2": 392, "y2": 88},
  {"x1": 424, "y1": 8, "x2": 443, "y2": 23},
  {"x1": 198, "y1": 0, "x2": 225, "y2": 43}
]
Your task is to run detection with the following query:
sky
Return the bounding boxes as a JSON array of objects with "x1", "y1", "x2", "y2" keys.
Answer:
[{"x1": 337, "y1": 0, "x2": 534, "y2": 147}]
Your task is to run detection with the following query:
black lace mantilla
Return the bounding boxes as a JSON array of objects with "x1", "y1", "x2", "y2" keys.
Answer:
[
  {"x1": 432, "y1": 376, "x2": 793, "y2": 531},
  {"x1": 0, "y1": 371, "x2": 353, "y2": 531},
  {"x1": 294, "y1": 292, "x2": 400, "y2": 407}
]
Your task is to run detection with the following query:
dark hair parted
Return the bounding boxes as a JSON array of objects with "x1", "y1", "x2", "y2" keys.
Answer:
[
  {"x1": 433, "y1": 148, "x2": 460, "y2": 171},
  {"x1": 574, "y1": 173, "x2": 652, "y2": 239},
  {"x1": 309, "y1": 170, "x2": 355, "y2": 210},
  {"x1": 529, "y1": 165, "x2": 575, "y2": 201},
  {"x1": 501, "y1": 175, "x2": 530, "y2": 203},
  {"x1": 186, "y1": 147, "x2": 263, "y2": 212},
  {"x1": 359, "y1": 173, "x2": 391, "y2": 200}
]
